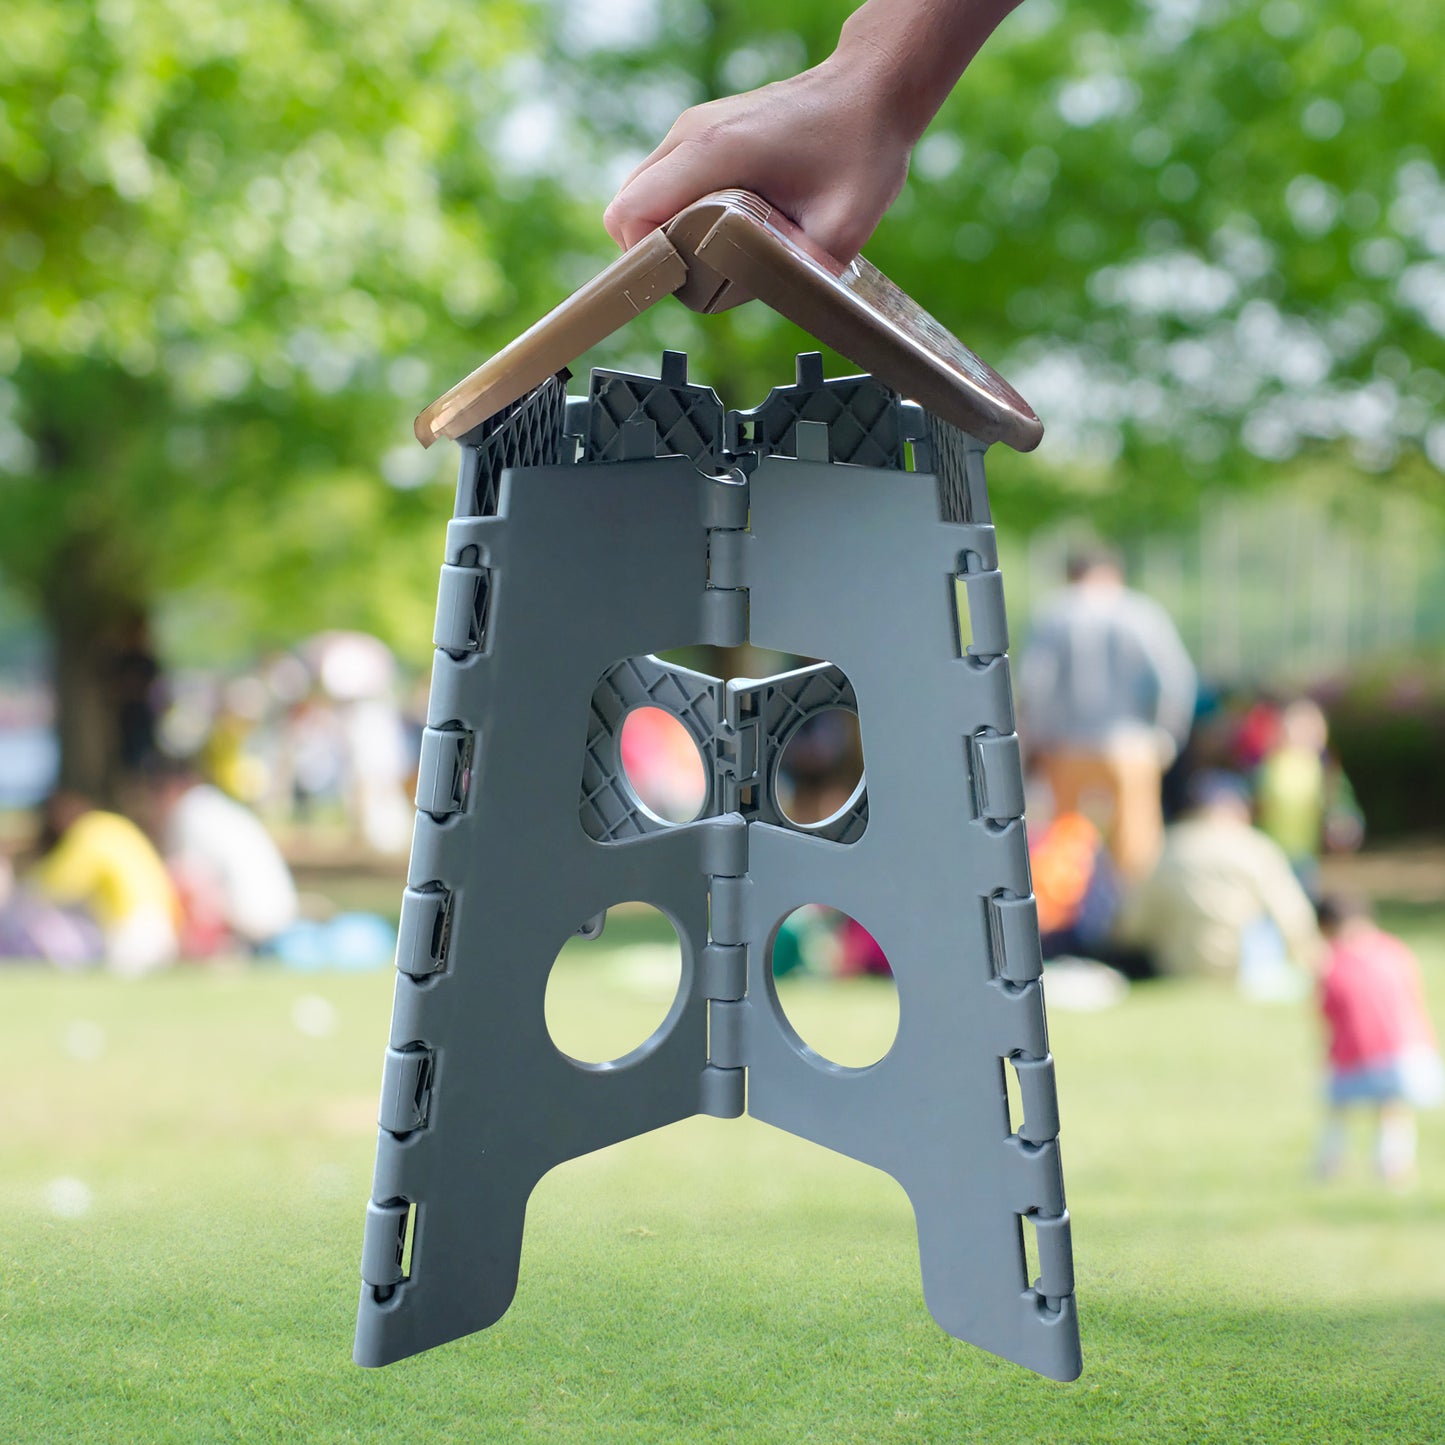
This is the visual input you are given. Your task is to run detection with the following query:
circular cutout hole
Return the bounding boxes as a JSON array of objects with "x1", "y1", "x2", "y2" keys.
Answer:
[
  {"x1": 776, "y1": 709, "x2": 864, "y2": 827},
  {"x1": 619, "y1": 707, "x2": 708, "y2": 824},
  {"x1": 546, "y1": 903, "x2": 685, "y2": 1064},
  {"x1": 769, "y1": 906, "x2": 898, "y2": 1068}
]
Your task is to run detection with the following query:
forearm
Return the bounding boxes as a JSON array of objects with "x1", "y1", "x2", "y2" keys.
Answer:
[{"x1": 834, "y1": 0, "x2": 1026, "y2": 144}]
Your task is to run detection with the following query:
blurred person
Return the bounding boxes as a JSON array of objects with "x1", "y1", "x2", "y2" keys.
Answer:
[
  {"x1": 295, "y1": 632, "x2": 413, "y2": 854},
  {"x1": 282, "y1": 694, "x2": 345, "y2": 821},
  {"x1": 1314, "y1": 894, "x2": 1443, "y2": 1187},
  {"x1": 152, "y1": 759, "x2": 299, "y2": 951},
  {"x1": 1254, "y1": 699, "x2": 1362, "y2": 896},
  {"x1": 1028, "y1": 806, "x2": 1122, "y2": 964},
  {"x1": 771, "y1": 905, "x2": 889, "y2": 979},
  {"x1": 25, "y1": 791, "x2": 178, "y2": 976},
  {"x1": 1017, "y1": 545, "x2": 1196, "y2": 883},
  {"x1": 1159, "y1": 682, "x2": 1230, "y2": 824},
  {"x1": 204, "y1": 699, "x2": 266, "y2": 804},
  {"x1": 776, "y1": 710, "x2": 864, "y2": 827},
  {"x1": 619, "y1": 707, "x2": 709, "y2": 824},
  {"x1": 1023, "y1": 772, "x2": 1149, "y2": 1001},
  {"x1": 837, "y1": 914, "x2": 891, "y2": 977},
  {"x1": 1231, "y1": 695, "x2": 1284, "y2": 773},
  {"x1": 341, "y1": 694, "x2": 414, "y2": 855},
  {"x1": 1114, "y1": 772, "x2": 1319, "y2": 998},
  {"x1": 0, "y1": 889, "x2": 104, "y2": 968},
  {"x1": 605, "y1": 0, "x2": 1027, "y2": 261}
]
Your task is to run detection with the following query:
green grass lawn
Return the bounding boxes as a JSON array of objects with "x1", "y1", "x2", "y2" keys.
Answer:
[{"x1": 3, "y1": 904, "x2": 1443, "y2": 1444}]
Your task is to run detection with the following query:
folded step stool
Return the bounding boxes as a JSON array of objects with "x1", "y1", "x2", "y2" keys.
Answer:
[{"x1": 354, "y1": 193, "x2": 1081, "y2": 1383}]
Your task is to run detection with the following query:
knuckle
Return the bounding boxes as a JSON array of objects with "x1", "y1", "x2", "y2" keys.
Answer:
[{"x1": 674, "y1": 101, "x2": 734, "y2": 147}]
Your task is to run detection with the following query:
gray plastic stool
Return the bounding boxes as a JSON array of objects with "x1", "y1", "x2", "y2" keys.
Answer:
[{"x1": 354, "y1": 344, "x2": 1081, "y2": 1382}]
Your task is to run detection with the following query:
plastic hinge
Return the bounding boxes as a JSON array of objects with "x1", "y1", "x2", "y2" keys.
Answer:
[
  {"x1": 708, "y1": 999, "x2": 747, "y2": 1069},
  {"x1": 701, "y1": 471, "x2": 750, "y2": 531},
  {"x1": 708, "y1": 527, "x2": 749, "y2": 591},
  {"x1": 1030, "y1": 1210, "x2": 1075, "y2": 1300},
  {"x1": 709, "y1": 875, "x2": 748, "y2": 946},
  {"x1": 1012, "y1": 1053, "x2": 1061, "y2": 1145},
  {"x1": 974, "y1": 732, "x2": 1025, "y2": 822},
  {"x1": 415, "y1": 727, "x2": 474, "y2": 816},
  {"x1": 699, "y1": 1063, "x2": 745, "y2": 1118},
  {"x1": 1003, "y1": 1136, "x2": 1066, "y2": 1217},
  {"x1": 995, "y1": 978, "x2": 1050, "y2": 1061},
  {"x1": 700, "y1": 942, "x2": 747, "y2": 1000},
  {"x1": 989, "y1": 891, "x2": 1043, "y2": 983},
  {"x1": 433, "y1": 563, "x2": 491, "y2": 654},
  {"x1": 360, "y1": 1199, "x2": 410, "y2": 1288},
  {"x1": 699, "y1": 587, "x2": 748, "y2": 648},
  {"x1": 700, "y1": 814, "x2": 749, "y2": 878},
  {"x1": 396, "y1": 885, "x2": 453, "y2": 978},
  {"x1": 959, "y1": 570, "x2": 1009, "y2": 658},
  {"x1": 378, "y1": 1045, "x2": 436, "y2": 1134}
]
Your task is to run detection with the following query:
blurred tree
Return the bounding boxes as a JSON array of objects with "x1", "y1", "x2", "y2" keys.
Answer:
[
  {"x1": 0, "y1": 0, "x2": 592, "y2": 794},
  {"x1": 537, "y1": 0, "x2": 1445, "y2": 531}
]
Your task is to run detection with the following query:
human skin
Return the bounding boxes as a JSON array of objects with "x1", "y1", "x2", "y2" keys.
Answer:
[{"x1": 604, "y1": 0, "x2": 1027, "y2": 261}]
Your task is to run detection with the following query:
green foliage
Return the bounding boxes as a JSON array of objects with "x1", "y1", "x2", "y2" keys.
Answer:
[
  {"x1": 0, "y1": 0, "x2": 591, "y2": 654},
  {"x1": 1326, "y1": 662, "x2": 1445, "y2": 835}
]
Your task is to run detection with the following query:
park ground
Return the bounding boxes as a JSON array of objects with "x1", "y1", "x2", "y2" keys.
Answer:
[{"x1": 1, "y1": 864, "x2": 1443, "y2": 1444}]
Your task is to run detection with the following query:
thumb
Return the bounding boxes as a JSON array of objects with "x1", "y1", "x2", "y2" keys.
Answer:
[{"x1": 604, "y1": 140, "x2": 740, "y2": 250}]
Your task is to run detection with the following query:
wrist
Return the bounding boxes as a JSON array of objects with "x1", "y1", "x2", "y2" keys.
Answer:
[{"x1": 833, "y1": 0, "x2": 1017, "y2": 145}]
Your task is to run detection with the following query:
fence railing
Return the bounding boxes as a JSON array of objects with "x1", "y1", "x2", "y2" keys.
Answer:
[{"x1": 1004, "y1": 489, "x2": 1445, "y2": 687}]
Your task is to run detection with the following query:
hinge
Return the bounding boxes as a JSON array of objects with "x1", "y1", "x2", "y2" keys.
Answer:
[
  {"x1": 987, "y1": 890, "x2": 1043, "y2": 985},
  {"x1": 954, "y1": 535, "x2": 1009, "y2": 660},
  {"x1": 1027, "y1": 1209, "x2": 1076, "y2": 1306},
  {"x1": 378, "y1": 1044, "x2": 437, "y2": 1135},
  {"x1": 701, "y1": 468, "x2": 750, "y2": 648},
  {"x1": 1001, "y1": 1040, "x2": 1072, "y2": 1309},
  {"x1": 396, "y1": 883, "x2": 454, "y2": 978},
  {"x1": 433, "y1": 563, "x2": 492, "y2": 656},
  {"x1": 415, "y1": 725, "x2": 475, "y2": 818},
  {"x1": 967, "y1": 728, "x2": 1025, "y2": 824},
  {"x1": 360, "y1": 1198, "x2": 412, "y2": 1290},
  {"x1": 699, "y1": 818, "x2": 748, "y2": 1118}
]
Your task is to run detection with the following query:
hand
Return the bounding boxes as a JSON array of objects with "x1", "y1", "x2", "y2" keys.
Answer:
[
  {"x1": 603, "y1": 0, "x2": 1024, "y2": 261},
  {"x1": 603, "y1": 51, "x2": 915, "y2": 264}
]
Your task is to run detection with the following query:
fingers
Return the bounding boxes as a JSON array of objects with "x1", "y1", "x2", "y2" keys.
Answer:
[
  {"x1": 600, "y1": 71, "x2": 911, "y2": 258},
  {"x1": 605, "y1": 129, "x2": 695, "y2": 247},
  {"x1": 605, "y1": 136, "x2": 739, "y2": 251}
]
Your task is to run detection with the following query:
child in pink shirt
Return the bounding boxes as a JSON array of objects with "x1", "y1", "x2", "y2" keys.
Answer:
[{"x1": 1316, "y1": 895, "x2": 1443, "y2": 1186}]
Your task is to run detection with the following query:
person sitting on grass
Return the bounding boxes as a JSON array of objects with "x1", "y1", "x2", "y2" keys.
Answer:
[
  {"x1": 1315, "y1": 893, "x2": 1443, "y2": 1188},
  {"x1": 1112, "y1": 771, "x2": 1320, "y2": 998},
  {"x1": 150, "y1": 757, "x2": 299, "y2": 954},
  {"x1": 22, "y1": 791, "x2": 179, "y2": 976}
]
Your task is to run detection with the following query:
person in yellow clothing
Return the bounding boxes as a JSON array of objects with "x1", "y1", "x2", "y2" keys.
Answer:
[{"x1": 31, "y1": 792, "x2": 179, "y2": 977}]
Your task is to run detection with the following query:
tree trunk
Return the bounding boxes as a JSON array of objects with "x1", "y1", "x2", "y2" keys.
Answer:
[{"x1": 40, "y1": 546, "x2": 158, "y2": 805}]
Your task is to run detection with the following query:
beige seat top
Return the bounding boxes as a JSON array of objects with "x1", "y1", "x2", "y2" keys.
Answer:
[{"x1": 416, "y1": 191, "x2": 1041, "y2": 454}]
